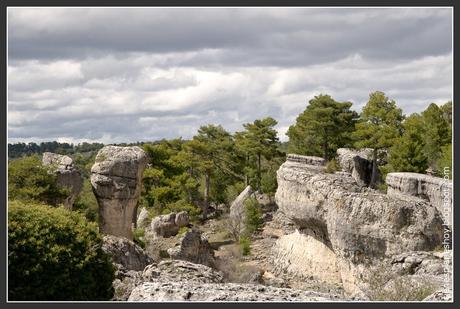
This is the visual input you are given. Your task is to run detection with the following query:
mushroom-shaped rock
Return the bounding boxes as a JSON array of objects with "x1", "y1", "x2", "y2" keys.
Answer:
[
  {"x1": 91, "y1": 146, "x2": 148, "y2": 240},
  {"x1": 42, "y1": 152, "x2": 83, "y2": 210}
]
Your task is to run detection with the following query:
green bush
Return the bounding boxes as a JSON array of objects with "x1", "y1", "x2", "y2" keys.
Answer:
[
  {"x1": 239, "y1": 236, "x2": 251, "y2": 256},
  {"x1": 8, "y1": 200, "x2": 115, "y2": 300},
  {"x1": 73, "y1": 180, "x2": 98, "y2": 222},
  {"x1": 244, "y1": 197, "x2": 263, "y2": 235},
  {"x1": 260, "y1": 169, "x2": 278, "y2": 194},
  {"x1": 133, "y1": 228, "x2": 146, "y2": 249},
  {"x1": 8, "y1": 155, "x2": 69, "y2": 205},
  {"x1": 325, "y1": 158, "x2": 339, "y2": 174}
]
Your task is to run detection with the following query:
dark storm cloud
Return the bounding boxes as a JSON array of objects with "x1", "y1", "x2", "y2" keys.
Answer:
[{"x1": 7, "y1": 7, "x2": 453, "y2": 143}]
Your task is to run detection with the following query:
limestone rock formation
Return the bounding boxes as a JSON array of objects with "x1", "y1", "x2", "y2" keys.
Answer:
[
  {"x1": 229, "y1": 185, "x2": 255, "y2": 236},
  {"x1": 91, "y1": 146, "x2": 148, "y2": 240},
  {"x1": 286, "y1": 154, "x2": 326, "y2": 166},
  {"x1": 336, "y1": 148, "x2": 374, "y2": 187},
  {"x1": 386, "y1": 172, "x2": 452, "y2": 224},
  {"x1": 42, "y1": 152, "x2": 83, "y2": 210},
  {"x1": 274, "y1": 156, "x2": 444, "y2": 295},
  {"x1": 148, "y1": 211, "x2": 190, "y2": 238},
  {"x1": 102, "y1": 235, "x2": 154, "y2": 272},
  {"x1": 128, "y1": 281, "x2": 344, "y2": 301},
  {"x1": 136, "y1": 207, "x2": 150, "y2": 229},
  {"x1": 167, "y1": 230, "x2": 215, "y2": 267}
]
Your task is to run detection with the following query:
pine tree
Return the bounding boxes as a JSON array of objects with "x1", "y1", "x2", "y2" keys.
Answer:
[
  {"x1": 287, "y1": 94, "x2": 357, "y2": 160},
  {"x1": 353, "y1": 91, "x2": 404, "y2": 188}
]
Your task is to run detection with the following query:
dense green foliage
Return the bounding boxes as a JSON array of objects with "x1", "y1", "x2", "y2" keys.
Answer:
[
  {"x1": 8, "y1": 201, "x2": 115, "y2": 300},
  {"x1": 239, "y1": 236, "x2": 251, "y2": 256},
  {"x1": 8, "y1": 141, "x2": 104, "y2": 158},
  {"x1": 8, "y1": 155, "x2": 69, "y2": 205},
  {"x1": 353, "y1": 91, "x2": 404, "y2": 187},
  {"x1": 287, "y1": 94, "x2": 357, "y2": 160}
]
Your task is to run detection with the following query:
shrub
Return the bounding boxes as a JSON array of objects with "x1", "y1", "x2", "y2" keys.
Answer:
[
  {"x1": 239, "y1": 236, "x2": 251, "y2": 256},
  {"x1": 8, "y1": 155, "x2": 69, "y2": 205},
  {"x1": 133, "y1": 228, "x2": 146, "y2": 249},
  {"x1": 260, "y1": 169, "x2": 278, "y2": 194},
  {"x1": 73, "y1": 180, "x2": 98, "y2": 222},
  {"x1": 325, "y1": 158, "x2": 339, "y2": 174},
  {"x1": 8, "y1": 200, "x2": 115, "y2": 300},
  {"x1": 244, "y1": 197, "x2": 263, "y2": 235}
]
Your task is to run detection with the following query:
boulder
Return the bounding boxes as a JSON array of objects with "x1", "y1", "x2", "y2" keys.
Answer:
[
  {"x1": 91, "y1": 146, "x2": 148, "y2": 240},
  {"x1": 386, "y1": 172, "x2": 452, "y2": 225},
  {"x1": 148, "y1": 211, "x2": 190, "y2": 238},
  {"x1": 336, "y1": 148, "x2": 375, "y2": 187},
  {"x1": 42, "y1": 152, "x2": 83, "y2": 210},
  {"x1": 229, "y1": 185, "x2": 255, "y2": 236},
  {"x1": 136, "y1": 207, "x2": 150, "y2": 229},
  {"x1": 102, "y1": 235, "x2": 154, "y2": 272},
  {"x1": 167, "y1": 230, "x2": 215, "y2": 267},
  {"x1": 274, "y1": 157, "x2": 444, "y2": 295}
]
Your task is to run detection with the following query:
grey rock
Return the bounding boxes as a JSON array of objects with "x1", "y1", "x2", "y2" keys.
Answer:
[
  {"x1": 229, "y1": 185, "x2": 255, "y2": 236},
  {"x1": 42, "y1": 152, "x2": 83, "y2": 210},
  {"x1": 167, "y1": 230, "x2": 215, "y2": 267},
  {"x1": 286, "y1": 154, "x2": 326, "y2": 166},
  {"x1": 102, "y1": 235, "x2": 154, "y2": 272},
  {"x1": 136, "y1": 207, "x2": 150, "y2": 229},
  {"x1": 386, "y1": 172, "x2": 452, "y2": 225},
  {"x1": 91, "y1": 146, "x2": 148, "y2": 239},
  {"x1": 128, "y1": 281, "x2": 343, "y2": 301},
  {"x1": 274, "y1": 158, "x2": 444, "y2": 295},
  {"x1": 148, "y1": 212, "x2": 190, "y2": 238},
  {"x1": 336, "y1": 148, "x2": 375, "y2": 187}
]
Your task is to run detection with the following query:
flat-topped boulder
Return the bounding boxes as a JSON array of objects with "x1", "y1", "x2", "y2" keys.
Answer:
[
  {"x1": 386, "y1": 172, "x2": 452, "y2": 224},
  {"x1": 91, "y1": 146, "x2": 148, "y2": 240},
  {"x1": 147, "y1": 211, "x2": 190, "y2": 238},
  {"x1": 42, "y1": 152, "x2": 83, "y2": 210}
]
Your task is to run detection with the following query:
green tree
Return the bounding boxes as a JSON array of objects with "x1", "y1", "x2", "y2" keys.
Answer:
[
  {"x1": 422, "y1": 103, "x2": 450, "y2": 168},
  {"x1": 8, "y1": 200, "x2": 115, "y2": 300},
  {"x1": 437, "y1": 144, "x2": 452, "y2": 179},
  {"x1": 287, "y1": 94, "x2": 357, "y2": 160},
  {"x1": 236, "y1": 117, "x2": 279, "y2": 191},
  {"x1": 353, "y1": 91, "x2": 404, "y2": 188},
  {"x1": 244, "y1": 197, "x2": 264, "y2": 234},
  {"x1": 386, "y1": 113, "x2": 428, "y2": 174},
  {"x1": 8, "y1": 155, "x2": 69, "y2": 205}
]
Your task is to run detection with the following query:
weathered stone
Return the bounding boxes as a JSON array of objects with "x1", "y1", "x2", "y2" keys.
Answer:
[
  {"x1": 102, "y1": 235, "x2": 154, "y2": 272},
  {"x1": 229, "y1": 185, "x2": 255, "y2": 236},
  {"x1": 274, "y1": 157, "x2": 444, "y2": 295},
  {"x1": 336, "y1": 148, "x2": 375, "y2": 187},
  {"x1": 386, "y1": 172, "x2": 452, "y2": 224},
  {"x1": 42, "y1": 152, "x2": 83, "y2": 210},
  {"x1": 128, "y1": 281, "x2": 343, "y2": 301},
  {"x1": 91, "y1": 146, "x2": 148, "y2": 240},
  {"x1": 167, "y1": 230, "x2": 215, "y2": 267},
  {"x1": 148, "y1": 212, "x2": 190, "y2": 238},
  {"x1": 136, "y1": 207, "x2": 150, "y2": 229},
  {"x1": 286, "y1": 154, "x2": 326, "y2": 166}
]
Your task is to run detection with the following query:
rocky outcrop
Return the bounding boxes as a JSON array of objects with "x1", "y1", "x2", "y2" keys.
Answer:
[
  {"x1": 42, "y1": 152, "x2": 83, "y2": 210},
  {"x1": 102, "y1": 235, "x2": 154, "y2": 272},
  {"x1": 136, "y1": 207, "x2": 150, "y2": 229},
  {"x1": 336, "y1": 148, "x2": 374, "y2": 187},
  {"x1": 167, "y1": 230, "x2": 215, "y2": 267},
  {"x1": 229, "y1": 185, "x2": 254, "y2": 236},
  {"x1": 128, "y1": 281, "x2": 343, "y2": 301},
  {"x1": 148, "y1": 211, "x2": 190, "y2": 238},
  {"x1": 91, "y1": 146, "x2": 148, "y2": 240},
  {"x1": 274, "y1": 157, "x2": 444, "y2": 295},
  {"x1": 386, "y1": 172, "x2": 452, "y2": 224},
  {"x1": 286, "y1": 154, "x2": 326, "y2": 166}
]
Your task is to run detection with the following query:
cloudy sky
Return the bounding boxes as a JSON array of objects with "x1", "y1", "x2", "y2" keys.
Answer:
[{"x1": 8, "y1": 7, "x2": 453, "y2": 143}]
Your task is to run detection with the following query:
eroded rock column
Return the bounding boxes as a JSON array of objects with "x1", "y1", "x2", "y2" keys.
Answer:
[{"x1": 91, "y1": 146, "x2": 148, "y2": 240}]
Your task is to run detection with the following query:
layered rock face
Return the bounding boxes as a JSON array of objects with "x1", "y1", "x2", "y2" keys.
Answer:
[
  {"x1": 336, "y1": 148, "x2": 374, "y2": 187},
  {"x1": 229, "y1": 185, "x2": 254, "y2": 235},
  {"x1": 274, "y1": 156, "x2": 444, "y2": 295},
  {"x1": 42, "y1": 152, "x2": 83, "y2": 209},
  {"x1": 167, "y1": 230, "x2": 215, "y2": 267},
  {"x1": 386, "y1": 172, "x2": 452, "y2": 224},
  {"x1": 91, "y1": 146, "x2": 148, "y2": 240}
]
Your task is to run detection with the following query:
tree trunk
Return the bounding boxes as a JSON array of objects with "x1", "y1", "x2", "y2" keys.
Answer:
[
  {"x1": 203, "y1": 170, "x2": 210, "y2": 220},
  {"x1": 246, "y1": 153, "x2": 250, "y2": 186},
  {"x1": 370, "y1": 149, "x2": 378, "y2": 188},
  {"x1": 257, "y1": 152, "x2": 261, "y2": 191},
  {"x1": 323, "y1": 142, "x2": 328, "y2": 161}
]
